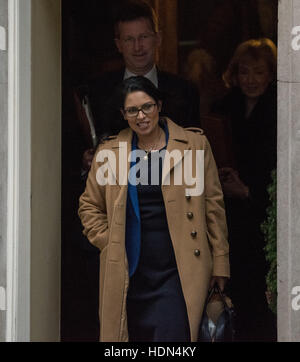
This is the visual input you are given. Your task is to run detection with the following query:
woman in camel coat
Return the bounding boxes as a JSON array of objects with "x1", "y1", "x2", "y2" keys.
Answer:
[{"x1": 78, "y1": 76, "x2": 229, "y2": 342}]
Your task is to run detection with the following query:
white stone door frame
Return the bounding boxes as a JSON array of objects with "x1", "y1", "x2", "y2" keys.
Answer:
[
  {"x1": 277, "y1": 0, "x2": 300, "y2": 342},
  {"x1": 6, "y1": 0, "x2": 31, "y2": 342},
  {"x1": 6, "y1": 0, "x2": 61, "y2": 342}
]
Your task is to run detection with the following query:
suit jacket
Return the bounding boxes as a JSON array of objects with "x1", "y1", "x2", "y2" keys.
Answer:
[
  {"x1": 78, "y1": 118, "x2": 229, "y2": 342},
  {"x1": 86, "y1": 68, "x2": 200, "y2": 139}
]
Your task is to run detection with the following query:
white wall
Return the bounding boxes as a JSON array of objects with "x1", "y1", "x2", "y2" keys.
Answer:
[{"x1": 278, "y1": 0, "x2": 300, "y2": 342}]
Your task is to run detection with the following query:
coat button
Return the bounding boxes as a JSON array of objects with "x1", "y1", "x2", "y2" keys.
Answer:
[
  {"x1": 186, "y1": 195, "x2": 191, "y2": 201},
  {"x1": 194, "y1": 249, "x2": 201, "y2": 257},
  {"x1": 187, "y1": 212, "x2": 193, "y2": 219},
  {"x1": 191, "y1": 230, "x2": 197, "y2": 238}
]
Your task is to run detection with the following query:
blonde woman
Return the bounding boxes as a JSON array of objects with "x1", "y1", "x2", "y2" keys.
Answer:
[{"x1": 214, "y1": 38, "x2": 277, "y2": 342}]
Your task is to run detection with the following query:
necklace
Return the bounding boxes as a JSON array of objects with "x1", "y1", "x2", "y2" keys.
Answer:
[{"x1": 138, "y1": 128, "x2": 164, "y2": 160}]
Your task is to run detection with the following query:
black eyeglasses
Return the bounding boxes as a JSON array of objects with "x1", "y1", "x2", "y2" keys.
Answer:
[
  {"x1": 124, "y1": 102, "x2": 157, "y2": 117},
  {"x1": 121, "y1": 33, "x2": 155, "y2": 46}
]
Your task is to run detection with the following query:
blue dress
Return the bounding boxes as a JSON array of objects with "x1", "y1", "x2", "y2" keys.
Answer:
[{"x1": 126, "y1": 147, "x2": 190, "y2": 342}]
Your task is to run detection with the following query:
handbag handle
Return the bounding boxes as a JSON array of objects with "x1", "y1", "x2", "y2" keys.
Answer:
[{"x1": 205, "y1": 284, "x2": 229, "y2": 309}]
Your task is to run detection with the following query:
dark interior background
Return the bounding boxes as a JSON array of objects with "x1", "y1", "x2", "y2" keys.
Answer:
[{"x1": 61, "y1": 0, "x2": 278, "y2": 342}]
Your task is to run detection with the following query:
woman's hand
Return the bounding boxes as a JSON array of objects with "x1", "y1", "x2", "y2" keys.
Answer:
[
  {"x1": 209, "y1": 276, "x2": 228, "y2": 292},
  {"x1": 218, "y1": 167, "x2": 249, "y2": 199}
]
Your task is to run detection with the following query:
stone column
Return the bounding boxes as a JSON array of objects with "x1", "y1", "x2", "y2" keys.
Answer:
[
  {"x1": 278, "y1": 0, "x2": 300, "y2": 342},
  {"x1": 0, "y1": 0, "x2": 8, "y2": 343}
]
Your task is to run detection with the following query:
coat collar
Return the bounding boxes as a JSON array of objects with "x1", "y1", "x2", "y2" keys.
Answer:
[
  {"x1": 164, "y1": 117, "x2": 188, "y2": 143},
  {"x1": 108, "y1": 128, "x2": 133, "y2": 188},
  {"x1": 162, "y1": 118, "x2": 190, "y2": 185}
]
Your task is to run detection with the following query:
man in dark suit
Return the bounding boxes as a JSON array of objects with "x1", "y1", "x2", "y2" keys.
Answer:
[{"x1": 82, "y1": 0, "x2": 200, "y2": 169}]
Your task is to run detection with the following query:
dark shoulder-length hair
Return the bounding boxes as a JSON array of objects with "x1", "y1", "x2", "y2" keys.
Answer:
[
  {"x1": 117, "y1": 76, "x2": 164, "y2": 110},
  {"x1": 223, "y1": 38, "x2": 277, "y2": 88}
]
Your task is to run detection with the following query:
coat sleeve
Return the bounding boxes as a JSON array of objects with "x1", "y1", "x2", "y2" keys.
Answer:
[
  {"x1": 78, "y1": 146, "x2": 109, "y2": 251},
  {"x1": 203, "y1": 135, "x2": 230, "y2": 278}
]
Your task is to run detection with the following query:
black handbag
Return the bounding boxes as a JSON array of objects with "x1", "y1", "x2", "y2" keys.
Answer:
[{"x1": 198, "y1": 285, "x2": 236, "y2": 342}]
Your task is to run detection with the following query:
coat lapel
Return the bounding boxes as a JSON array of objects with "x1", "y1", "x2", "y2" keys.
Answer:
[
  {"x1": 162, "y1": 118, "x2": 191, "y2": 185},
  {"x1": 108, "y1": 128, "x2": 133, "y2": 188}
]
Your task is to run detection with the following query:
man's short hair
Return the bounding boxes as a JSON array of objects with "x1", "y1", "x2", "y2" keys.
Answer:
[{"x1": 114, "y1": 0, "x2": 159, "y2": 38}]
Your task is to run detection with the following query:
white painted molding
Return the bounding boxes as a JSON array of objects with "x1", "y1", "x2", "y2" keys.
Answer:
[
  {"x1": 0, "y1": 287, "x2": 6, "y2": 311},
  {"x1": 6, "y1": 0, "x2": 31, "y2": 342},
  {"x1": 0, "y1": 26, "x2": 6, "y2": 51},
  {"x1": 277, "y1": 0, "x2": 300, "y2": 342}
]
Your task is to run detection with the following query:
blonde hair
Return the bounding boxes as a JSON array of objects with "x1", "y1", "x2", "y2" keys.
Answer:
[{"x1": 223, "y1": 38, "x2": 277, "y2": 88}]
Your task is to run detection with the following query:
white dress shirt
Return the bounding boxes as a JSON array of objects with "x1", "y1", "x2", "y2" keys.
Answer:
[{"x1": 124, "y1": 65, "x2": 158, "y2": 88}]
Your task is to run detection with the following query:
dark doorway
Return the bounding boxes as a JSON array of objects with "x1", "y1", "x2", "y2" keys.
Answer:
[{"x1": 61, "y1": 0, "x2": 278, "y2": 342}]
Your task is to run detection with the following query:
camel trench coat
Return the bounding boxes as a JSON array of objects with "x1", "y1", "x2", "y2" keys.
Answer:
[{"x1": 78, "y1": 118, "x2": 230, "y2": 342}]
